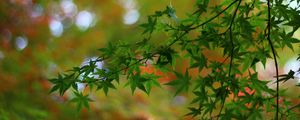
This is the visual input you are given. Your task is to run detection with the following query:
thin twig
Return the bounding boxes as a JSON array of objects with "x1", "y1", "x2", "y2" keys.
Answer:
[
  {"x1": 285, "y1": 102, "x2": 300, "y2": 113},
  {"x1": 190, "y1": 0, "x2": 239, "y2": 30},
  {"x1": 266, "y1": 0, "x2": 279, "y2": 119},
  {"x1": 216, "y1": 0, "x2": 241, "y2": 120}
]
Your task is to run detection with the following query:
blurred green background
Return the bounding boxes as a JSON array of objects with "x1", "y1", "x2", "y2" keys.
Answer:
[{"x1": 1, "y1": 0, "x2": 300, "y2": 120}]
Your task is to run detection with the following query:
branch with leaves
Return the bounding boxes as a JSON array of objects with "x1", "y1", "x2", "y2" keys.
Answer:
[{"x1": 49, "y1": 0, "x2": 300, "y2": 119}]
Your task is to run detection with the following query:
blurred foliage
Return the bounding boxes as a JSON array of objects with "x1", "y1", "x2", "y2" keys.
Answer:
[{"x1": 0, "y1": 0, "x2": 197, "y2": 119}]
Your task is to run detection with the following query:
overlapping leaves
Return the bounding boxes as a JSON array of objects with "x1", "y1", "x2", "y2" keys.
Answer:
[{"x1": 49, "y1": 0, "x2": 300, "y2": 119}]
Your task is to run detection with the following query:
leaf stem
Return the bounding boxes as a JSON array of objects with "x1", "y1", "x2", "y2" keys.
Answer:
[{"x1": 285, "y1": 102, "x2": 300, "y2": 113}]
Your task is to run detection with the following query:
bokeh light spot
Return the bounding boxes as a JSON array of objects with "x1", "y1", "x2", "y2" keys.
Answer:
[
  {"x1": 49, "y1": 19, "x2": 64, "y2": 37},
  {"x1": 60, "y1": 0, "x2": 77, "y2": 17},
  {"x1": 31, "y1": 4, "x2": 44, "y2": 18},
  {"x1": 123, "y1": 9, "x2": 140, "y2": 25},
  {"x1": 75, "y1": 11, "x2": 95, "y2": 31},
  {"x1": 15, "y1": 36, "x2": 28, "y2": 51}
]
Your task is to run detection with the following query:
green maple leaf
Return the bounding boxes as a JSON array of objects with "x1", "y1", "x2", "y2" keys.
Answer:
[
  {"x1": 165, "y1": 69, "x2": 191, "y2": 96},
  {"x1": 70, "y1": 91, "x2": 93, "y2": 112}
]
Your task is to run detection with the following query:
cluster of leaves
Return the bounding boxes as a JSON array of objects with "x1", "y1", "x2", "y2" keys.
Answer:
[{"x1": 50, "y1": 0, "x2": 300, "y2": 119}]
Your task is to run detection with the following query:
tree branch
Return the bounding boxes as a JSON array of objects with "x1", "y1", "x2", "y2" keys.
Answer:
[{"x1": 266, "y1": 0, "x2": 279, "y2": 119}]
